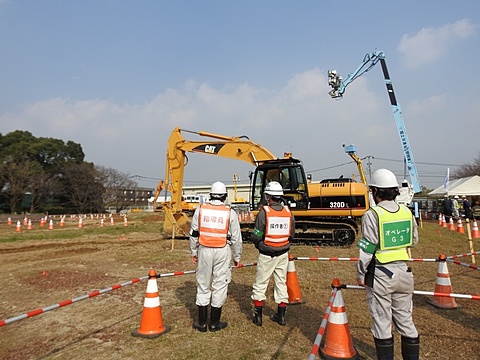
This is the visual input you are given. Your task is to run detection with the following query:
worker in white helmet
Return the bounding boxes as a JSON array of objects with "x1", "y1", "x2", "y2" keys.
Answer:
[
  {"x1": 189, "y1": 181, "x2": 242, "y2": 332},
  {"x1": 356, "y1": 169, "x2": 419, "y2": 359},
  {"x1": 251, "y1": 181, "x2": 295, "y2": 327},
  {"x1": 452, "y1": 195, "x2": 460, "y2": 219}
]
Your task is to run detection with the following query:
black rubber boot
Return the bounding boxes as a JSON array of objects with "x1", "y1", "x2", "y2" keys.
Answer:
[
  {"x1": 270, "y1": 305, "x2": 287, "y2": 326},
  {"x1": 253, "y1": 306, "x2": 263, "y2": 326},
  {"x1": 192, "y1": 305, "x2": 208, "y2": 332},
  {"x1": 374, "y1": 337, "x2": 394, "y2": 360},
  {"x1": 209, "y1": 306, "x2": 227, "y2": 332},
  {"x1": 193, "y1": 305, "x2": 208, "y2": 332},
  {"x1": 401, "y1": 336, "x2": 420, "y2": 360}
]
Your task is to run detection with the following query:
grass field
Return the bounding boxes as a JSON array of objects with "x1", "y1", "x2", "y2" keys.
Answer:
[{"x1": 0, "y1": 213, "x2": 479, "y2": 359}]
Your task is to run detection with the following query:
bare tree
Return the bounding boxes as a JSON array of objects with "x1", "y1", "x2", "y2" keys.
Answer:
[
  {"x1": 95, "y1": 165, "x2": 137, "y2": 212},
  {"x1": 62, "y1": 163, "x2": 104, "y2": 213},
  {"x1": 1, "y1": 161, "x2": 36, "y2": 213},
  {"x1": 452, "y1": 152, "x2": 480, "y2": 179}
]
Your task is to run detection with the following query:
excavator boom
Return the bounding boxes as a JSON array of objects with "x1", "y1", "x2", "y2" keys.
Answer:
[{"x1": 153, "y1": 127, "x2": 277, "y2": 213}]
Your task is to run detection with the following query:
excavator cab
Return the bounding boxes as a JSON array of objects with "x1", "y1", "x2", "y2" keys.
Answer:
[{"x1": 251, "y1": 158, "x2": 309, "y2": 210}]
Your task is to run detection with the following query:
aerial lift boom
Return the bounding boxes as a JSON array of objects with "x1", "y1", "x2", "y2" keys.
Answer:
[{"x1": 328, "y1": 50, "x2": 421, "y2": 194}]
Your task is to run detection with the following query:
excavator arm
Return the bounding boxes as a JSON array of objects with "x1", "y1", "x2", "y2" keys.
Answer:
[{"x1": 153, "y1": 127, "x2": 278, "y2": 214}]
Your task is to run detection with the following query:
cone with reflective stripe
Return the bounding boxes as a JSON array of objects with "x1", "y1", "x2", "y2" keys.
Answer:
[
  {"x1": 124, "y1": 216, "x2": 128, "y2": 227},
  {"x1": 456, "y1": 218, "x2": 464, "y2": 234},
  {"x1": 132, "y1": 269, "x2": 170, "y2": 338},
  {"x1": 427, "y1": 254, "x2": 459, "y2": 309},
  {"x1": 15, "y1": 220, "x2": 22, "y2": 232},
  {"x1": 7, "y1": 217, "x2": 12, "y2": 225},
  {"x1": 48, "y1": 219, "x2": 54, "y2": 230},
  {"x1": 472, "y1": 219, "x2": 480, "y2": 239},
  {"x1": 448, "y1": 217, "x2": 455, "y2": 231},
  {"x1": 442, "y1": 215, "x2": 447, "y2": 228},
  {"x1": 286, "y1": 253, "x2": 304, "y2": 304},
  {"x1": 438, "y1": 214, "x2": 443, "y2": 226},
  {"x1": 320, "y1": 278, "x2": 359, "y2": 360}
]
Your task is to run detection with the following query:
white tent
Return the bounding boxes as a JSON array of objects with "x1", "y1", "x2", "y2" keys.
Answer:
[{"x1": 428, "y1": 175, "x2": 480, "y2": 196}]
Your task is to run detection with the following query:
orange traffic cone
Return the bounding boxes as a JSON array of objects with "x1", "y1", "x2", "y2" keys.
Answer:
[
  {"x1": 456, "y1": 218, "x2": 465, "y2": 234},
  {"x1": 448, "y1": 217, "x2": 455, "y2": 231},
  {"x1": 320, "y1": 278, "x2": 359, "y2": 360},
  {"x1": 16, "y1": 220, "x2": 22, "y2": 232},
  {"x1": 472, "y1": 219, "x2": 480, "y2": 239},
  {"x1": 442, "y1": 215, "x2": 447, "y2": 228},
  {"x1": 49, "y1": 219, "x2": 54, "y2": 230},
  {"x1": 23, "y1": 217, "x2": 28, "y2": 226},
  {"x1": 132, "y1": 269, "x2": 170, "y2": 338},
  {"x1": 124, "y1": 216, "x2": 128, "y2": 227},
  {"x1": 100, "y1": 218, "x2": 104, "y2": 227},
  {"x1": 438, "y1": 214, "x2": 443, "y2": 226},
  {"x1": 7, "y1": 217, "x2": 12, "y2": 225},
  {"x1": 40, "y1": 217, "x2": 46, "y2": 227},
  {"x1": 60, "y1": 217, "x2": 65, "y2": 227},
  {"x1": 78, "y1": 218, "x2": 83, "y2": 228},
  {"x1": 110, "y1": 217, "x2": 115, "y2": 226},
  {"x1": 427, "y1": 254, "x2": 459, "y2": 309},
  {"x1": 286, "y1": 254, "x2": 304, "y2": 304},
  {"x1": 27, "y1": 219, "x2": 32, "y2": 230}
]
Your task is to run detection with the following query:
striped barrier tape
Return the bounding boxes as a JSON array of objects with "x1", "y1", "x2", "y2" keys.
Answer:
[
  {"x1": 445, "y1": 258, "x2": 480, "y2": 271},
  {"x1": 342, "y1": 284, "x2": 480, "y2": 300},
  {"x1": 308, "y1": 286, "x2": 338, "y2": 360},
  {"x1": 295, "y1": 257, "x2": 437, "y2": 262},
  {"x1": 447, "y1": 251, "x2": 480, "y2": 259},
  {"x1": 0, "y1": 275, "x2": 148, "y2": 327},
  {"x1": 0, "y1": 262, "x2": 258, "y2": 327}
]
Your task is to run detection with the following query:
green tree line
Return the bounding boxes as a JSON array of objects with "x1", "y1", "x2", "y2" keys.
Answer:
[{"x1": 0, "y1": 131, "x2": 138, "y2": 214}]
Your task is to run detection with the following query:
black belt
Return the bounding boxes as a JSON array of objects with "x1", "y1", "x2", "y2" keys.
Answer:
[{"x1": 376, "y1": 266, "x2": 395, "y2": 279}]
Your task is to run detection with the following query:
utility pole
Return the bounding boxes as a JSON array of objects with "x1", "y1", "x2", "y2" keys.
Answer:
[{"x1": 366, "y1": 156, "x2": 374, "y2": 181}]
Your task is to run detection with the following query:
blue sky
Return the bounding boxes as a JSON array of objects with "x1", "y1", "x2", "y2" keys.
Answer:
[{"x1": 1, "y1": 1, "x2": 479, "y2": 191}]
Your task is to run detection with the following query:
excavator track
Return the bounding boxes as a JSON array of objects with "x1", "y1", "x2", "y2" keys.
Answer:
[{"x1": 240, "y1": 218, "x2": 359, "y2": 247}]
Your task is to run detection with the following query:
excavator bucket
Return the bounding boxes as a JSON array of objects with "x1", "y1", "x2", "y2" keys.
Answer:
[{"x1": 162, "y1": 210, "x2": 191, "y2": 238}]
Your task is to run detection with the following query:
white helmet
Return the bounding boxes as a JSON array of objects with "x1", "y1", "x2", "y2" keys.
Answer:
[
  {"x1": 264, "y1": 181, "x2": 283, "y2": 196},
  {"x1": 210, "y1": 181, "x2": 227, "y2": 195},
  {"x1": 369, "y1": 169, "x2": 399, "y2": 189}
]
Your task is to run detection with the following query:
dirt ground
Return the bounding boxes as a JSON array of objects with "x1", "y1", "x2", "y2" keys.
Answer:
[{"x1": 0, "y1": 215, "x2": 479, "y2": 359}]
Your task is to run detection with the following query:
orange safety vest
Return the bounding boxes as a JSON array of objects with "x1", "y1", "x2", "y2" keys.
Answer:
[
  {"x1": 264, "y1": 205, "x2": 292, "y2": 247},
  {"x1": 198, "y1": 203, "x2": 230, "y2": 248}
]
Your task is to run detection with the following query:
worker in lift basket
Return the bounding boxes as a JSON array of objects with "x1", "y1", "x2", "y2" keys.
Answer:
[
  {"x1": 356, "y1": 169, "x2": 419, "y2": 360},
  {"x1": 251, "y1": 181, "x2": 295, "y2": 327},
  {"x1": 189, "y1": 181, "x2": 242, "y2": 332}
]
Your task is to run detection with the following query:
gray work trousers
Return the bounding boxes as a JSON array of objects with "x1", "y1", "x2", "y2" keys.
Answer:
[
  {"x1": 196, "y1": 245, "x2": 231, "y2": 308},
  {"x1": 366, "y1": 262, "x2": 418, "y2": 339}
]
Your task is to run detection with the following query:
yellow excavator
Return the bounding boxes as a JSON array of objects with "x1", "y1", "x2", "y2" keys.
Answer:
[{"x1": 153, "y1": 127, "x2": 370, "y2": 246}]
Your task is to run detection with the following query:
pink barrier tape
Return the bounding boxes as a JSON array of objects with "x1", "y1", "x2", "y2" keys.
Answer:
[
  {"x1": 308, "y1": 286, "x2": 338, "y2": 360},
  {"x1": 445, "y1": 258, "x2": 480, "y2": 271},
  {"x1": 447, "y1": 251, "x2": 480, "y2": 259},
  {"x1": 342, "y1": 284, "x2": 480, "y2": 300},
  {"x1": 295, "y1": 257, "x2": 437, "y2": 262},
  {"x1": 0, "y1": 275, "x2": 148, "y2": 327}
]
